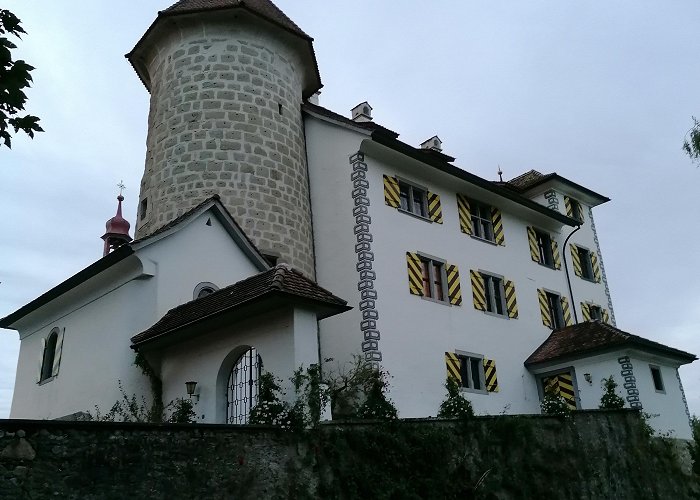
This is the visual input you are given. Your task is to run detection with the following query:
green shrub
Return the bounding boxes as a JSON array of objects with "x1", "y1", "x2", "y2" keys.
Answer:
[
  {"x1": 599, "y1": 375, "x2": 625, "y2": 409},
  {"x1": 540, "y1": 392, "x2": 571, "y2": 416},
  {"x1": 437, "y1": 377, "x2": 474, "y2": 419}
]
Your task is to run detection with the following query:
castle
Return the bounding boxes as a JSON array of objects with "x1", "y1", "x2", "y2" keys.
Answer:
[{"x1": 1, "y1": 0, "x2": 695, "y2": 438}]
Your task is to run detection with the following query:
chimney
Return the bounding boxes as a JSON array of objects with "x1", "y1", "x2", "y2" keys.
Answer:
[
  {"x1": 420, "y1": 135, "x2": 442, "y2": 152},
  {"x1": 351, "y1": 101, "x2": 372, "y2": 122}
]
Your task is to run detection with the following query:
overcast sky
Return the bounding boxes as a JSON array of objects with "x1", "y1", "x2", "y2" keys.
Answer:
[{"x1": 1, "y1": 1, "x2": 699, "y2": 420}]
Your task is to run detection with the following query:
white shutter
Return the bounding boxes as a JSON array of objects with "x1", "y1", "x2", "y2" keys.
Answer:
[
  {"x1": 37, "y1": 337, "x2": 46, "y2": 383},
  {"x1": 51, "y1": 328, "x2": 65, "y2": 377}
]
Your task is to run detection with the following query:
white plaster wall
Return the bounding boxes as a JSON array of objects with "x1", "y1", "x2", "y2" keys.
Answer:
[
  {"x1": 158, "y1": 306, "x2": 319, "y2": 423},
  {"x1": 10, "y1": 277, "x2": 155, "y2": 419},
  {"x1": 138, "y1": 211, "x2": 261, "y2": 319},
  {"x1": 305, "y1": 115, "x2": 630, "y2": 419}
]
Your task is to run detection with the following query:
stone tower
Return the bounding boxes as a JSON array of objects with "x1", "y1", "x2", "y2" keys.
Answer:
[{"x1": 127, "y1": 0, "x2": 321, "y2": 277}]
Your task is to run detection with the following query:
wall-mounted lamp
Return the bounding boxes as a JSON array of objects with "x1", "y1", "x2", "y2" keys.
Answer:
[
  {"x1": 584, "y1": 373, "x2": 592, "y2": 385},
  {"x1": 185, "y1": 381, "x2": 199, "y2": 401}
]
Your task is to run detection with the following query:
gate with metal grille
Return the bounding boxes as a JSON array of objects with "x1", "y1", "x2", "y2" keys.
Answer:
[{"x1": 226, "y1": 347, "x2": 262, "y2": 424}]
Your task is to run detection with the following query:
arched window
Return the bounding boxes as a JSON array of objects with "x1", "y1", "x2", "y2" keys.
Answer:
[
  {"x1": 40, "y1": 329, "x2": 59, "y2": 382},
  {"x1": 193, "y1": 282, "x2": 218, "y2": 300},
  {"x1": 226, "y1": 347, "x2": 262, "y2": 424}
]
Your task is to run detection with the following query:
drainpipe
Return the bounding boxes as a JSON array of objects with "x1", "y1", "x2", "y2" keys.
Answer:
[{"x1": 562, "y1": 224, "x2": 582, "y2": 324}]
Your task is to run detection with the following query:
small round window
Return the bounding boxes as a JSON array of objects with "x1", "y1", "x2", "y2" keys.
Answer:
[{"x1": 193, "y1": 282, "x2": 218, "y2": 300}]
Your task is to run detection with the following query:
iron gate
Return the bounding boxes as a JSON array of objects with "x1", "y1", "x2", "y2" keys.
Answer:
[{"x1": 226, "y1": 347, "x2": 262, "y2": 424}]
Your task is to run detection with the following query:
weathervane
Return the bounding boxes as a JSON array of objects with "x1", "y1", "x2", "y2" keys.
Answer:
[
  {"x1": 497, "y1": 166, "x2": 503, "y2": 182},
  {"x1": 117, "y1": 180, "x2": 126, "y2": 196}
]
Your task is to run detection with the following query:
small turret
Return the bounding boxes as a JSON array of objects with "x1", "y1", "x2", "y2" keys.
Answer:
[{"x1": 101, "y1": 193, "x2": 132, "y2": 256}]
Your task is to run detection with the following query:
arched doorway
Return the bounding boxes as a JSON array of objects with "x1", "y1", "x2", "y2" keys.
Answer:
[{"x1": 225, "y1": 347, "x2": 262, "y2": 424}]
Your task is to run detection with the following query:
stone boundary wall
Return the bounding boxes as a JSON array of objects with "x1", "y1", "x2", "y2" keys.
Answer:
[{"x1": 0, "y1": 410, "x2": 695, "y2": 499}]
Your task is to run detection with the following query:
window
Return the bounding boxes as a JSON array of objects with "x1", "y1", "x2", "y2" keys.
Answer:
[
  {"x1": 535, "y1": 229, "x2": 554, "y2": 267},
  {"x1": 193, "y1": 282, "x2": 219, "y2": 300},
  {"x1": 471, "y1": 201, "x2": 494, "y2": 241},
  {"x1": 140, "y1": 198, "x2": 148, "y2": 220},
  {"x1": 577, "y1": 247, "x2": 595, "y2": 280},
  {"x1": 650, "y1": 365, "x2": 665, "y2": 393},
  {"x1": 566, "y1": 196, "x2": 584, "y2": 222},
  {"x1": 420, "y1": 258, "x2": 446, "y2": 302},
  {"x1": 398, "y1": 180, "x2": 428, "y2": 218},
  {"x1": 40, "y1": 330, "x2": 59, "y2": 382},
  {"x1": 482, "y1": 273, "x2": 505, "y2": 315},
  {"x1": 458, "y1": 354, "x2": 485, "y2": 391},
  {"x1": 589, "y1": 304, "x2": 603, "y2": 321},
  {"x1": 546, "y1": 291, "x2": 565, "y2": 329}
]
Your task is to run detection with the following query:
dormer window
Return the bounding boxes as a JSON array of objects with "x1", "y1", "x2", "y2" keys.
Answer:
[{"x1": 194, "y1": 282, "x2": 219, "y2": 300}]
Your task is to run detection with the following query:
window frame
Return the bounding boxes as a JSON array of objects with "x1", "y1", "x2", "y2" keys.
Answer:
[
  {"x1": 576, "y1": 246, "x2": 596, "y2": 281},
  {"x1": 480, "y1": 271, "x2": 507, "y2": 317},
  {"x1": 470, "y1": 200, "x2": 495, "y2": 242},
  {"x1": 569, "y1": 198, "x2": 584, "y2": 223},
  {"x1": 534, "y1": 229, "x2": 555, "y2": 268},
  {"x1": 588, "y1": 304, "x2": 603, "y2": 321},
  {"x1": 397, "y1": 178, "x2": 430, "y2": 220},
  {"x1": 39, "y1": 328, "x2": 60, "y2": 384},
  {"x1": 545, "y1": 290, "x2": 565, "y2": 330},
  {"x1": 649, "y1": 365, "x2": 665, "y2": 393},
  {"x1": 418, "y1": 253, "x2": 449, "y2": 305},
  {"x1": 455, "y1": 350, "x2": 487, "y2": 394}
]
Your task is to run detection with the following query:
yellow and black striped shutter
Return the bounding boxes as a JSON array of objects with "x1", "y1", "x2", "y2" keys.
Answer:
[
  {"x1": 490, "y1": 207, "x2": 505, "y2": 245},
  {"x1": 543, "y1": 373, "x2": 576, "y2": 410},
  {"x1": 483, "y1": 358, "x2": 499, "y2": 392},
  {"x1": 538, "y1": 289, "x2": 552, "y2": 327},
  {"x1": 445, "y1": 352, "x2": 461, "y2": 384},
  {"x1": 561, "y1": 296, "x2": 573, "y2": 326},
  {"x1": 383, "y1": 175, "x2": 400, "y2": 208},
  {"x1": 456, "y1": 194, "x2": 472, "y2": 235},
  {"x1": 602, "y1": 309, "x2": 610, "y2": 324},
  {"x1": 570, "y1": 244, "x2": 582, "y2": 277},
  {"x1": 557, "y1": 373, "x2": 576, "y2": 409},
  {"x1": 551, "y1": 240, "x2": 561, "y2": 269},
  {"x1": 470, "y1": 270, "x2": 486, "y2": 311},
  {"x1": 527, "y1": 227, "x2": 540, "y2": 262},
  {"x1": 591, "y1": 252, "x2": 601, "y2": 283},
  {"x1": 564, "y1": 195, "x2": 573, "y2": 218},
  {"x1": 446, "y1": 264, "x2": 462, "y2": 306},
  {"x1": 406, "y1": 252, "x2": 423, "y2": 296},
  {"x1": 504, "y1": 280, "x2": 518, "y2": 319},
  {"x1": 580, "y1": 302, "x2": 591, "y2": 322},
  {"x1": 427, "y1": 191, "x2": 443, "y2": 224}
]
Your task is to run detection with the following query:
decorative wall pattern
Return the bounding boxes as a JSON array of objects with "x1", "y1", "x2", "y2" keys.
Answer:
[
  {"x1": 618, "y1": 355, "x2": 643, "y2": 409},
  {"x1": 349, "y1": 152, "x2": 382, "y2": 366},
  {"x1": 544, "y1": 189, "x2": 559, "y2": 211},
  {"x1": 588, "y1": 207, "x2": 616, "y2": 326},
  {"x1": 676, "y1": 368, "x2": 692, "y2": 427}
]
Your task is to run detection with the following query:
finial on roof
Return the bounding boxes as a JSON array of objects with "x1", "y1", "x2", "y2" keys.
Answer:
[
  {"x1": 498, "y1": 166, "x2": 503, "y2": 182},
  {"x1": 101, "y1": 187, "x2": 132, "y2": 257}
]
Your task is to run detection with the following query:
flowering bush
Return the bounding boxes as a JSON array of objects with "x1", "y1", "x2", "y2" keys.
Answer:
[
  {"x1": 599, "y1": 375, "x2": 625, "y2": 410},
  {"x1": 356, "y1": 373, "x2": 398, "y2": 421},
  {"x1": 540, "y1": 392, "x2": 571, "y2": 416},
  {"x1": 437, "y1": 377, "x2": 474, "y2": 419}
]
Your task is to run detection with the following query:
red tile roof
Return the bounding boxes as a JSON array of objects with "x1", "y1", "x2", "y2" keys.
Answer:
[
  {"x1": 161, "y1": 0, "x2": 311, "y2": 39},
  {"x1": 131, "y1": 265, "x2": 349, "y2": 347},
  {"x1": 525, "y1": 321, "x2": 696, "y2": 366}
]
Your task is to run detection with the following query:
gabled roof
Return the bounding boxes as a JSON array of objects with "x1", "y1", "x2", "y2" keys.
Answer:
[
  {"x1": 161, "y1": 0, "x2": 310, "y2": 39},
  {"x1": 505, "y1": 169, "x2": 610, "y2": 205},
  {"x1": 525, "y1": 321, "x2": 696, "y2": 367},
  {"x1": 0, "y1": 196, "x2": 268, "y2": 330},
  {"x1": 131, "y1": 264, "x2": 350, "y2": 347}
]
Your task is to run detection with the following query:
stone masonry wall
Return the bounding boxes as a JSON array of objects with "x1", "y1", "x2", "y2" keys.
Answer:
[
  {"x1": 135, "y1": 17, "x2": 315, "y2": 278},
  {"x1": 0, "y1": 411, "x2": 696, "y2": 499}
]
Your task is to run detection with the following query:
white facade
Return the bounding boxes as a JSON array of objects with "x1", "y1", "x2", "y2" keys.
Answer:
[{"x1": 2, "y1": 0, "x2": 694, "y2": 439}]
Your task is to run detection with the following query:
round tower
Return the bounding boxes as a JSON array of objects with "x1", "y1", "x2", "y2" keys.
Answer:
[{"x1": 127, "y1": 0, "x2": 321, "y2": 277}]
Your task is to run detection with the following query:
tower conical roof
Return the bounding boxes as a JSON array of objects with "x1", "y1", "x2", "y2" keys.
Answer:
[{"x1": 161, "y1": 0, "x2": 311, "y2": 39}]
